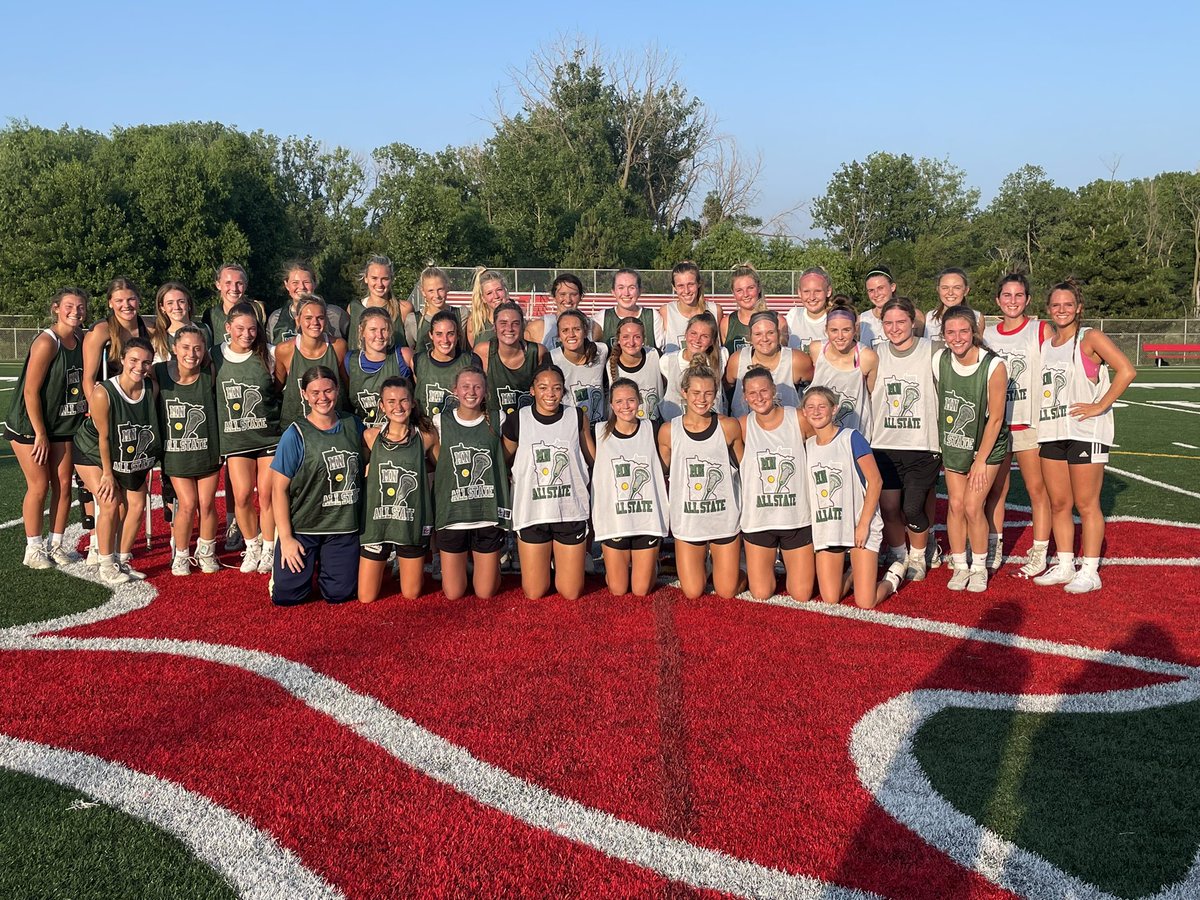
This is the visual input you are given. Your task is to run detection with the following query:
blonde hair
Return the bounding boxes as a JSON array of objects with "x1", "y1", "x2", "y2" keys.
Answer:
[
  {"x1": 732, "y1": 262, "x2": 768, "y2": 312},
  {"x1": 469, "y1": 267, "x2": 507, "y2": 343},
  {"x1": 361, "y1": 254, "x2": 402, "y2": 325},
  {"x1": 683, "y1": 311, "x2": 721, "y2": 373}
]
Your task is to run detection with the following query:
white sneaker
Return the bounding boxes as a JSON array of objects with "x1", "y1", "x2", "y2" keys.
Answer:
[
  {"x1": 1034, "y1": 562, "x2": 1076, "y2": 586},
  {"x1": 23, "y1": 545, "x2": 54, "y2": 570},
  {"x1": 100, "y1": 561, "x2": 132, "y2": 585},
  {"x1": 928, "y1": 541, "x2": 944, "y2": 569},
  {"x1": 1064, "y1": 570, "x2": 1102, "y2": 594},
  {"x1": 225, "y1": 520, "x2": 244, "y2": 552},
  {"x1": 85, "y1": 545, "x2": 101, "y2": 568},
  {"x1": 257, "y1": 543, "x2": 274, "y2": 575},
  {"x1": 239, "y1": 540, "x2": 262, "y2": 574},
  {"x1": 1018, "y1": 547, "x2": 1049, "y2": 580},
  {"x1": 196, "y1": 544, "x2": 220, "y2": 573},
  {"x1": 48, "y1": 543, "x2": 80, "y2": 566},
  {"x1": 905, "y1": 551, "x2": 927, "y2": 582},
  {"x1": 947, "y1": 566, "x2": 971, "y2": 591},
  {"x1": 967, "y1": 567, "x2": 988, "y2": 593},
  {"x1": 118, "y1": 558, "x2": 147, "y2": 580},
  {"x1": 171, "y1": 553, "x2": 192, "y2": 577},
  {"x1": 985, "y1": 542, "x2": 1003, "y2": 572}
]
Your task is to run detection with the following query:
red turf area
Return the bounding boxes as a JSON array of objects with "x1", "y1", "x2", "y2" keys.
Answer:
[{"x1": 2, "y1": 504, "x2": 1190, "y2": 898}]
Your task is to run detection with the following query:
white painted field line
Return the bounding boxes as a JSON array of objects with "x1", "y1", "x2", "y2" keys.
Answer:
[
  {"x1": 1108, "y1": 466, "x2": 1200, "y2": 500},
  {"x1": 1119, "y1": 398, "x2": 1200, "y2": 416},
  {"x1": 1174, "y1": 442, "x2": 1199, "y2": 450}
]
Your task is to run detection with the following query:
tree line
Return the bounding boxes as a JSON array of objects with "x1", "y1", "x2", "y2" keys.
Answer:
[{"x1": 2, "y1": 43, "x2": 1197, "y2": 319}]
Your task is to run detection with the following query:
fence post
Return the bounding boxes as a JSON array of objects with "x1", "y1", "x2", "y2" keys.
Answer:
[{"x1": 1136, "y1": 333, "x2": 1142, "y2": 367}]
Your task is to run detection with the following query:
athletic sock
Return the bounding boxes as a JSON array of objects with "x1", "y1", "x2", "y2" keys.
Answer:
[
  {"x1": 1056, "y1": 552, "x2": 1075, "y2": 570},
  {"x1": 197, "y1": 538, "x2": 216, "y2": 553},
  {"x1": 100, "y1": 553, "x2": 116, "y2": 565},
  {"x1": 26, "y1": 535, "x2": 43, "y2": 548},
  {"x1": 1079, "y1": 556, "x2": 1100, "y2": 575},
  {"x1": 950, "y1": 553, "x2": 968, "y2": 569},
  {"x1": 970, "y1": 558, "x2": 987, "y2": 572},
  {"x1": 174, "y1": 549, "x2": 190, "y2": 562},
  {"x1": 49, "y1": 532, "x2": 64, "y2": 548},
  {"x1": 1031, "y1": 539, "x2": 1049, "y2": 553}
]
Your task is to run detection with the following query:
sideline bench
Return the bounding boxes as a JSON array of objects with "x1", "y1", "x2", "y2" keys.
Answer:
[{"x1": 1143, "y1": 343, "x2": 1200, "y2": 364}]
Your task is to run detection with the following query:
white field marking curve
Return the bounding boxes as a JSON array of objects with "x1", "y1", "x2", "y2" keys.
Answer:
[
  {"x1": 0, "y1": 735, "x2": 345, "y2": 900},
  {"x1": 0, "y1": 524, "x2": 880, "y2": 900}
]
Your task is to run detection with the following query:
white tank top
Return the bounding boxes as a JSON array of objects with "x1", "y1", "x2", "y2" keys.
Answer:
[
  {"x1": 511, "y1": 407, "x2": 590, "y2": 530},
  {"x1": 924, "y1": 307, "x2": 984, "y2": 343},
  {"x1": 591, "y1": 421, "x2": 669, "y2": 541},
  {"x1": 858, "y1": 309, "x2": 886, "y2": 347},
  {"x1": 984, "y1": 318, "x2": 1040, "y2": 427},
  {"x1": 551, "y1": 344, "x2": 609, "y2": 424},
  {"x1": 541, "y1": 313, "x2": 560, "y2": 349},
  {"x1": 730, "y1": 347, "x2": 801, "y2": 417},
  {"x1": 870, "y1": 338, "x2": 939, "y2": 452},
  {"x1": 812, "y1": 343, "x2": 872, "y2": 435},
  {"x1": 659, "y1": 348, "x2": 729, "y2": 420},
  {"x1": 615, "y1": 349, "x2": 664, "y2": 421},
  {"x1": 805, "y1": 428, "x2": 883, "y2": 551},
  {"x1": 740, "y1": 411, "x2": 811, "y2": 532},
  {"x1": 662, "y1": 300, "x2": 721, "y2": 354},
  {"x1": 785, "y1": 308, "x2": 827, "y2": 350},
  {"x1": 668, "y1": 416, "x2": 741, "y2": 542},
  {"x1": 1038, "y1": 328, "x2": 1115, "y2": 445}
]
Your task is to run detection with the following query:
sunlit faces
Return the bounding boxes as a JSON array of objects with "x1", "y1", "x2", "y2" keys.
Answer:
[
  {"x1": 617, "y1": 321, "x2": 645, "y2": 357},
  {"x1": 379, "y1": 384, "x2": 414, "y2": 427},
  {"x1": 798, "y1": 273, "x2": 832, "y2": 313},
  {"x1": 302, "y1": 377, "x2": 338, "y2": 416},
  {"x1": 226, "y1": 314, "x2": 258, "y2": 352},
  {"x1": 682, "y1": 374, "x2": 717, "y2": 416},
  {"x1": 552, "y1": 281, "x2": 581, "y2": 311},
  {"x1": 109, "y1": 289, "x2": 140, "y2": 324},
  {"x1": 742, "y1": 374, "x2": 777, "y2": 416},
  {"x1": 531, "y1": 369, "x2": 565, "y2": 414},
  {"x1": 865, "y1": 275, "x2": 895, "y2": 309},
  {"x1": 802, "y1": 391, "x2": 835, "y2": 430},
  {"x1": 937, "y1": 273, "x2": 969, "y2": 308},
  {"x1": 824, "y1": 315, "x2": 857, "y2": 352},
  {"x1": 364, "y1": 264, "x2": 392, "y2": 301},
  {"x1": 673, "y1": 271, "x2": 700, "y2": 306},
  {"x1": 494, "y1": 308, "x2": 524, "y2": 344},
  {"x1": 882, "y1": 307, "x2": 916, "y2": 347},
  {"x1": 298, "y1": 304, "x2": 327, "y2": 338},
  {"x1": 1047, "y1": 288, "x2": 1081, "y2": 329},
  {"x1": 749, "y1": 316, "x2": 781, "y2": 355},
  {"x1": 732, "y1": 274, "x2": 760, "y2": 311},
  {"x1": 997, "y1": 282, "x2": 1030, "y2": 319},
  {"x1": 556, "y1": 315, "x2": 585, "y2": 353},
  {"x1": 284, "y1": 269, "x2": 315, "y2": 303},
  {"x1": 482, "y1": 278, "x2": 508, "y2": 310},
  {"x1": 429, "y1": 319, "x2": 460, "y2": 357},
  {"x1": 174, "y1": 332, "x2": 206, "y2": 371},
  {"x1": 421, "y1": 276, "x2": 449, "y2": 310},
  {"x1": 215, "y1": 268, "x2": 246, "y2": 306},
  {"x1": 121, "y1": 346, "x2": 154, "y2": 383},
  {"x1": 610, "y1": 384, "x2": 641, "y2": 423},
  {"x1": 160, "y1": 289, "x2": 191, "y2": 326},
  {"x1": 683, "y1": 319, "x2": 716, "y2": 356},
  {"x1": 612, "y1": 272, "x2": 641, "y2": 311},
  {"x1": 942, "y1": 317, "x2": 976, "y2": 358},
  {"x1": 54, "y1": 293, "x2": 87, "y2": 328},
  {"x1": 361, "y1": 317, "x2": 392, "y2": 354},
  {"x1": 452, "y1": 370, "x2": 485, "y2": 412}
]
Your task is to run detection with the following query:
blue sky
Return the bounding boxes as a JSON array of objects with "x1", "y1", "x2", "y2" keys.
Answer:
[{"x1": 4, "y1": 0, "x2": 1197, "y2": 236}]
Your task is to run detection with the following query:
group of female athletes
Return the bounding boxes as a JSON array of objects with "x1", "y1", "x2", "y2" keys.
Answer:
[{"x1": 4, "y1": 256, "x2": 1135, "y2": 607}]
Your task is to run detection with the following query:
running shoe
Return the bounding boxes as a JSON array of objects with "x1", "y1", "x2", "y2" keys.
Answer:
[
  {"x1": 171, "y1": 553, "x2": 192, "y2": 577},
  {"x1": 48, "y1": 544, "x2": 80, "y2": 566},
  {"x1": 224, "y1": 520, "x2": 244, "y2": 552},
  {"x1": 196, "y1": 545, "x2": 220, "y2": 574},
  {"x1": 967, "y1": 567, "x2": 988, "y2": 593},
  {"x1": 1064, "y1": 570, "x2": 1102, "y2": 594},
  {"x1": 100, "y1": 561, "x2": 132, "y2": 585},
  {"x1": 1018, "y1": 546, "x2": 1049, "y2": 580},
  {"x1": 947, "y1": 565, "x2": 971, "y2": 591},
  {"x1": 1034, "y1": 561, "x2": 1076, "y2": 586},
  {"x1": 23, "y1": 545, "x2": 54, "y2": 570},
  {"x1": 240, "y1": 540, "x2": 262, "y2": 574}
]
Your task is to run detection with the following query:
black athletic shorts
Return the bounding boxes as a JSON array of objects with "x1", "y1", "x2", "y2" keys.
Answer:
[
  {"x1": 743, "y1": 525, "x2": 813, "y2": 551},
  {"x1": 222, "y1": 445, "x2": 277, "y2": 461},
  {"x1": 519, "y1": 520, "x2": 589, "y2": 546},
  {"x1": 360, "y1": 541, "x2": 429, "y2": 562},
  {"x1": 436, "y1": 525, "x2": 507, "y2": 555},
  {"x1": 675, "y1": 532, "x2": 738, "y2": 547},
  {"x1": 602, "y1": 535, "x2": 663, "y2": 552},
  {"x1": 1039, "y1": 439, "x2": 1110, "y2": 465},
  {"x1": 4, "y1": 427, "x2": 72, "y2": 445},
  {"x1": 877, "y1": 448, "x2": 942, "y2": 494}
]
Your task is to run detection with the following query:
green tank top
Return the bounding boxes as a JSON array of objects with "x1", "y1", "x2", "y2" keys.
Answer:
[
  {"x1": 348, "y1": 300, "x2": 408, "y2": 353},
  {"x1": 287, "y1": 415, "x2": 362, "y2": 534},
  {"x1": 414, "y1": 307, "x2": 468, "y2": 356},
  {"x1": 348, "y1": 350, "x2": 405, "y2": 428},
  {"x1": 271, "y1": 305, "x2": 298, "y2": 345},
  {"x1": 280, "y1": 339, "x2": 348, "y2": 430},
  {"x1": 486, "y1": 341, "x2": 539, "y2": 419},
  {"x1": 154, "y1": 362, "x2": 221, "y2": 477},
  {"x1": 213, "y1": 345, "x2": 281, "y2": 455},
  {"x1": 361, "y1": 430, "x2": 432, "y2": 547},
  {"x1": 723, "y1": 313, "x2": 751, "y2": 353},
  {"x1": 74, "y1": 379, "x2": 161, "y2": 490},
  {"x1": 414, "y1": 351, "x2": 474, "y2": 417},
  {"x1": 4, "y1": 330, "x2": 86, "y2": 438},
  {"x1": 433, "y1": 412, "x2": 512, "y2": 530},
  {"x1": 601, "y1": 307, "x2": 657, "y2": 351},
  {"x1": 938, "y1": 349, "x2": 1009, "y2": 473}
]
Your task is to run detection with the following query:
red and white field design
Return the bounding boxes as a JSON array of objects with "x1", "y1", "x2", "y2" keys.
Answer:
[{"x1": 1, "y1": 502, "x2": 1197, "y2": 899}]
